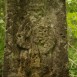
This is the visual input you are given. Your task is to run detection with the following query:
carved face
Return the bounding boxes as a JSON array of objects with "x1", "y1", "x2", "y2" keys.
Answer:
[
  {"x1": 16, "y1": 0, "x2": 57, "y2": 52},
  {"x1": 32, "y1": 26, "x2": 55, "y2": 54}
]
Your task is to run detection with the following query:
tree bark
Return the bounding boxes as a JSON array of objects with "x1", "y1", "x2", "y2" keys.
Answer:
[{"x1": 3, "y1": 0, "x2": 69, "y2": 77}]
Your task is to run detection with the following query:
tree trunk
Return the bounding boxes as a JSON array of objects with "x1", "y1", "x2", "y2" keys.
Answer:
[{"x1": 3, "y1": 0, "x2": 69, "y2": 77}]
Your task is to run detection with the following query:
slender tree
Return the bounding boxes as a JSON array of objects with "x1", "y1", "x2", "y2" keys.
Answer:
[{"x1": 3, "y1": 0, "x2": 69, "y2": 77}]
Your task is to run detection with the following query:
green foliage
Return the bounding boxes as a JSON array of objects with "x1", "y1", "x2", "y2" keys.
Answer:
[
  {"x1": 66, "y1": 0, "x2": 77, "y2": 12},
  {"x1": 68, "y1": 43, "x2": 77, "y2": 77},
  {"x1": 66, "y1": 0, "x2": 77, "y2": 77},
  {"x1": 67, "y1": 12, "x2": 77, "y2": 38},
  {"x1": 0, "y1": 0, "x2": 5, "y2": 76}
]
